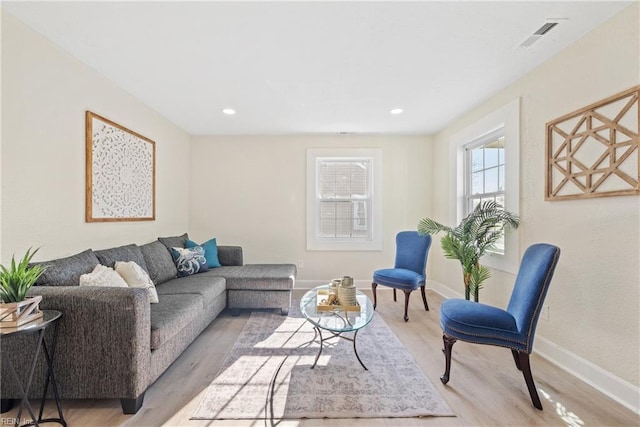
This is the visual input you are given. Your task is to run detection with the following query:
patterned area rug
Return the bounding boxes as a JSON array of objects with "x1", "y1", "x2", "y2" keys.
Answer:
[{"x1": 191, "y1": 305, "x2": 454, "y2": 420}]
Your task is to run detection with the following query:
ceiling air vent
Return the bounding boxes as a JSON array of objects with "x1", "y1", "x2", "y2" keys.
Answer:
[
  {"x1": 518, "y1": 19, "x2": 565, "y2": 48},
  {"x1": 534, "y1": 22, "x2": 558, "y2": 35}
]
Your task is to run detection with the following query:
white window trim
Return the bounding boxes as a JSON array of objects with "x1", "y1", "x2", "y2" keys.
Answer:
[
  {"x1": 464, "y1": 128, "x2": 506, "y2": 255},
  {"x1": 307, "y1": 148, "x2": 382, "y2": 251},
  {"x1": 449, "y1": 98, "x2": 520, "y2": 274}
]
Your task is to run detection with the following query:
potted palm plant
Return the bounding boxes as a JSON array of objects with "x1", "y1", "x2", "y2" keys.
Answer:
[
  {"x1": 418, "y1": 200, "x2": 520, "y2": 302},
  {"x1": 0, "y1": 248, "x2": 47, "y2": 327}
]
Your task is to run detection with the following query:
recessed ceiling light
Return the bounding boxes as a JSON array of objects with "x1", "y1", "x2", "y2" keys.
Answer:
[
  {"x1": 390, "y1": 108, "x2": 404, "y2": 115},
  {"x1": 222, "y1": 108, "x2": 236, "y2": 115}
]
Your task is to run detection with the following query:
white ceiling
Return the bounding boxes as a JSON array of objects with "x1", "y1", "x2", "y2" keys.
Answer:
[{"x1": 2, "y1": 1, "x2": 633, "y2": 135}]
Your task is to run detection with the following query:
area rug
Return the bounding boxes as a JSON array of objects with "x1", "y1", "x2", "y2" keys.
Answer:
[{"x1": 191, "y1": 305, "x2": 454, "y2": 420}]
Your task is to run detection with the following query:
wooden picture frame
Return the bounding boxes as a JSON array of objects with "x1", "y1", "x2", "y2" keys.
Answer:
[
  {"x1": 545, "y1": 86, "x2": 639, "y2": 201},
  {"x1": 86, "y1": 111, "x2": 156, "y2": 222}
]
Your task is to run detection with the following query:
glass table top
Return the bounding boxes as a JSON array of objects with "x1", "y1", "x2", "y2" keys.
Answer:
[{"x1": 300, "y1": 285, "x2": 374, "y2": 333}]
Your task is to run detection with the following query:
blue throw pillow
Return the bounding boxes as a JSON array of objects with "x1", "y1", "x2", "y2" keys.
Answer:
[
  {"x1": 170, "y1": 246, "x2": 209, "y2": 277},
  {"x1": 186, "y1": 238, "x2": 221, "y2": 268}
]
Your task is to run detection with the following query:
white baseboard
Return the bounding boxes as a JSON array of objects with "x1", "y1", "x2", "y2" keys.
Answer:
[
  {"x1": 428, "y1": 280, "x2": 640, "y2": 415},
  {"x1": 534, "y1": 336, "x2": 639, "y2": 414},
  {"x1": 427, "y1": 279, "x2": 464, "y2": 299}
]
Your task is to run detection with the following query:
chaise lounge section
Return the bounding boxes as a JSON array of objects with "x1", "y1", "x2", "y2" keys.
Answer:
[{"x1": 0, "y1": 234, "x2": 296, "y2": 414}]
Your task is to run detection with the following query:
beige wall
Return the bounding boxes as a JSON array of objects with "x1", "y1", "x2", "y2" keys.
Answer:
[
  {"x1": 189, "y1": 135, "x2": 432, "y2": 284},
  {"x1": 2, "y1": 1, "x2": 637, "y2": 407},
  {"x1": 1, "y1": 12, "x2": 191, "y2": 262},
  {"x1": 430, "y1": 5, "x2": 639, "y2": 387},
  {"x1": 0, "y1": 9, "x2": 3, "y2": 261}
]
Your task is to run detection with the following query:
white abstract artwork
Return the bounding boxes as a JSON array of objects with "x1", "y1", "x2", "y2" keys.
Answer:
[{"x1": 86, "y1": 112, "x2": 155, "y2": 221}]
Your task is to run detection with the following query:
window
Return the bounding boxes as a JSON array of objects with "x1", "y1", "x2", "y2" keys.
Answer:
[
  {"x1": 465, "y1": 131, "x2": 506, "y2": 254},
  {"x1": 307, "y1": 149, "x2": 382, "y2": 251},
  {"x1": 318, "y1": 160, "x2": 370, "y2": 238},
  {"x1": 450, "y1": 99, "x2": 520, "y2": 273}
]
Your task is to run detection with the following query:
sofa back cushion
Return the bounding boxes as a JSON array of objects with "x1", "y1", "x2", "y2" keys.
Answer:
[
  {"x1": 94, "y1": 244, "x2": 149, "y2": 272},
  {"x1": 34, "y1": 249, "x2": 100, "y2": 286},
  {"x1": 158, "y1": 233, "x2": 189, "y2": 251},
  {"x1": 140, "y1": 241, "x2": 177, "y2": 285}
]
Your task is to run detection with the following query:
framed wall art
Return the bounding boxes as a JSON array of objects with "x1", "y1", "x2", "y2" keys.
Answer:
[
  {"x1": 85, "y1": 111, "x2": 156, "y2": 222},
  {"x1": 546, "y1": 85, "x2": 639, "y2": 201}
]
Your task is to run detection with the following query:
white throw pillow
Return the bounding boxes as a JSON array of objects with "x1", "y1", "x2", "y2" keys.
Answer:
[
  {"x1": 79, "y1": 264, "x2": 128, "y2": 288},
  {"x1": 115, "y1": 261, "x2": 159, "y2": 304}
]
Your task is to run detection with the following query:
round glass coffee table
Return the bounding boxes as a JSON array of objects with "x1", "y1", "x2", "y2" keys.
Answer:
[{"x1": 300, "y1": 285, "x2": 374, "y2": 370}]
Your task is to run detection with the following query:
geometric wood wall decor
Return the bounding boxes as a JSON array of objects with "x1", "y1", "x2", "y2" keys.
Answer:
[
  {"x1": 546, "y1": 85, "x2": 639, "y2": 201},
  {"x1": 85, "y1": 111, "x2": 156, "y2": 222}
]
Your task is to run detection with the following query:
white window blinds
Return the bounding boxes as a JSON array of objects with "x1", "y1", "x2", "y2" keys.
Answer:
[
  {"x1": 317, "y1": 160, "x2": 370, "y2": 238},
  {"x1": 306, "y1": 148, "x2": 382, "y2": 251}
]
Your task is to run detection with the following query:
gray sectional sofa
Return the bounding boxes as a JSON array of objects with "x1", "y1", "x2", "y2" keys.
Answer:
[{"x1": 0, "y1": 234, "x2": 296, "y2": 414}]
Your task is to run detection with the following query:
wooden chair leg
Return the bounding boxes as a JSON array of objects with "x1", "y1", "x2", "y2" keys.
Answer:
[
  {"x1": 512, "y1": 349, "x2": 522, "y2": 371},
  {"x1": 420, "y1": 285, "x2": 429, "y2": 311},
  {"x1": 371, "y1": 282, "x2": 378, "y2": 309},
  {"x1": 441, "y1": 334, "x2": 456, "y2": 384},
  {"x1": 393, "y1": 288, "x2": 397, "y2": 302},
  {"x1": 402, "y1": 290, "x2": 412, "y2": 321},
  {"x1": 517, "y1": 352, "x2": 543, "y2": 410}
]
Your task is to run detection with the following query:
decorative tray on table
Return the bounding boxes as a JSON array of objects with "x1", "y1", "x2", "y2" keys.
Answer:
[{"x1": 316, "y1": 289, "x2": 361, "y2": 312}]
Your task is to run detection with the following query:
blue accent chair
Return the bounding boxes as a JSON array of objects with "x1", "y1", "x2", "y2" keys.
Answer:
[
  {"x1": 439, "y1": 243, "x2": 561, "y2": 410},
  {"x1": 372, "y1": 231, "x2": 432, "y2": 322}
]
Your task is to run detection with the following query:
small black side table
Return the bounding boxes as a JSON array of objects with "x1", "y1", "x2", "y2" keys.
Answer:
[{"x1": 1, "y1": 310, "x2": 66, "y2": 426}]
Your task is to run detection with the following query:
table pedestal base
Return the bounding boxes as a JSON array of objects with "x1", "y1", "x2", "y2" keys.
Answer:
[
  {"x1": 310, "y1": 326, "x2": 368, "y2": 370},
  {"x1": 2, "y1": 312, "x2": 66, "y2": 427}
]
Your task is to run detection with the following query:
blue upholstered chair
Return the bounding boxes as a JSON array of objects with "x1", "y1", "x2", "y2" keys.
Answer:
[
  {"x1": 372, "y1": 231, "x2": 432, "y2": 322},
  {"x1": 439, "y1": 243, "x2": 561, "y2": 410}
]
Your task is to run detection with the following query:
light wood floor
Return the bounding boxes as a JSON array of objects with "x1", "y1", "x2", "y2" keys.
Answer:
[{"x1": 5, "y1": 290, "x2": 638, "y2": 426}]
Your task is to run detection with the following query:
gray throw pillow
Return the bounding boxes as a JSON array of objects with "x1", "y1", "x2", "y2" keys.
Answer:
[
  {"x1": 34, "y1": 249, "x2": 100, "y2": 287},
  {"x1": 140, "y1": 240, "x2": 178, "y2": 285},
  {"x1": 94, "y1": 244, "x2": 149, "y2": 272},
  {"x1": 158, "y1": 233, "x2": 189, "y2": 251}
]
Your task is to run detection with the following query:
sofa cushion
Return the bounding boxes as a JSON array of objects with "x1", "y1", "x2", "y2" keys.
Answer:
[
  {"x1": 94, "y1": 244, "x2": 148, "y2": 272},
  {"x1": 155, "y1": 275, "x2": 226, "y2": 307},
  {"x1": 198, "y1": 266, "x2": 242, "y2": 279},
  {"x1": 150, "y1": 293, "x2": 203, "y2": 350},
  {"x1": 158, "y1": 233, "x2": 189, "y2": 251},
  {"x1": 186, "y1": 238, "x2": 221, "y2": 268},
  {"x1": 200, "y1": 264, "x2": 296, "y2": 291},
  {"x1": 140, "y1": 241, "x2": 177, "y2": 285},
  {"x1": 79, "y1": 264, "x2": 128, "y2": 288},
  {"x1": 170, "y1": 246, "x2": 208, "y2": 277},
  {"x1": 34, "y1": 249, "x2": 100, "y2": 287}
]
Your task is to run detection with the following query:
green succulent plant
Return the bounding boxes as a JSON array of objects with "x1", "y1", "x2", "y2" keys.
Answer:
[
  {"x1": 0, "y1": 248, "x2": 46, "y2": 303},
  {"x1": 418, "y1": 200, "x2": 520, "y2": 302}
]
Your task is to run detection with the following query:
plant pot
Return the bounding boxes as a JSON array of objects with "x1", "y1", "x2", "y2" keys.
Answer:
[{"x1": 0, "y1": 295, "x2": 43, "y2": 328}]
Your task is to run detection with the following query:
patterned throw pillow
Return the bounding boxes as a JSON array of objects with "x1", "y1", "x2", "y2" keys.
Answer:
[
  {"x1": 170, "y1": 246, "x2": 208, "y2": 277},
  {"x1": 79, "y1": 264, "x2": 128, "y2": 288}
]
